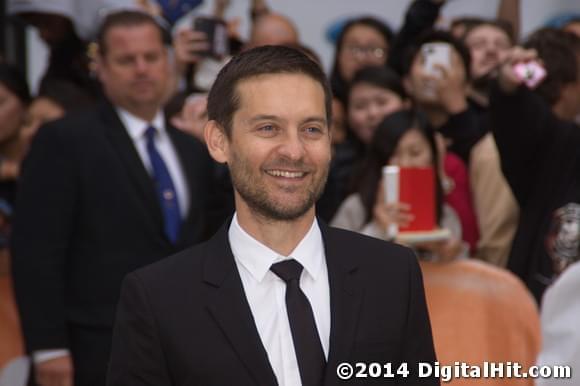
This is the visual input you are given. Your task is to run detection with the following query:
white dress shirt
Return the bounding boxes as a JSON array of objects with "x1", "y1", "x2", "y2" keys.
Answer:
[
  {"x1": 33, "y1": 108, "x2": 191, "y2": 365},
  {"x1": 228, "y1": 214, "x2": 330, "y2": 386},
  {"x1": 117, "y1": 108, "x2": 190, "y2": 217}
]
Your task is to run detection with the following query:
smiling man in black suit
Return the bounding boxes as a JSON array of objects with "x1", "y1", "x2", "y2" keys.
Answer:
[
  {"x1": 11, "y1": 10, "x2": 213, "y2": 386},
  {"x1": 107, "y1": 45, "x2": 439, "y2": 386}
]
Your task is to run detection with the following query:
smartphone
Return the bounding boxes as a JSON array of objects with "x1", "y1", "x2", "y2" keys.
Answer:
[
  {"x1": 193, "y1": 16, "x2": 229, "y2": 59},
  {"x1": 513, "y1": 61, "x2": 546, "y2": 89},
  {"x1": 421, "y1": 42, "x2": 451, "y2": 77}
]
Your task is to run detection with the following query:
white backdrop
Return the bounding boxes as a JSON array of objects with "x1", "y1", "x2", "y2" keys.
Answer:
[{"x1": 26, "y1": 0, "x2": 580, "y2": 92}]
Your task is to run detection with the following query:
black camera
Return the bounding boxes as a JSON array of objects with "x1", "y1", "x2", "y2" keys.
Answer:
[{"x1": 193, "y1": 16, "x2": 229, "y2": 59}]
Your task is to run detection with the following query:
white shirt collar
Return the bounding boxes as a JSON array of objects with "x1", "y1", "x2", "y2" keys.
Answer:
[
  {"x1": 228, "y1": 213, "x2": 325, "y2": 283},
  {"x1": 116, "y1": 107, "x2": 166, "y2": 140}
]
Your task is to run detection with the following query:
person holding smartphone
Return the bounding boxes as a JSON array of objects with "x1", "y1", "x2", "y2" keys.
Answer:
[
  {"x1": 490, "y1": 28, "x2": 580, "y2": 304},
  {"x1": 402, "y1": 30, "x2": 519, "y2": 268},
  {"x1": 403, "y1": 30, "x2": 485, "y2": 164}
]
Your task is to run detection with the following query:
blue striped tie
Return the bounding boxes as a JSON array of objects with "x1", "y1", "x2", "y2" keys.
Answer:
[{"x1": 145, "y1": 126, "x2": 181, "y2": 244}]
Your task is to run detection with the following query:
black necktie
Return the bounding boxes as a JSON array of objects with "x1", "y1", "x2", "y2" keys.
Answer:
[{"x1": 270, "y1": 259, "x2": 326, "y2": 386}]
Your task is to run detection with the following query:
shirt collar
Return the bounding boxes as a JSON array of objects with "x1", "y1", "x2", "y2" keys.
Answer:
[
  {"x1": 228, "y1": 213, "x2": 325, "y2": 283},
  {"x1": 116, "y1": 107, "x2": 166, "y2": 140}
]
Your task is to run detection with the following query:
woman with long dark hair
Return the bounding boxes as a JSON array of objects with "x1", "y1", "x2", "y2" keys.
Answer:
[
  {"x1": 332, "y1": 109, "x2": 466, "y2": 261},
  {"x1": 319, "y1": 65, "x2": 407, "y2": 221}
]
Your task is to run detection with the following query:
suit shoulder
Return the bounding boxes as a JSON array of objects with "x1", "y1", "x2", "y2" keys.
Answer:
[
  {"x1": 35, "y1": 107, "x2": 101, "y2": 142},
  {"x1": 325, "y1": 226, "x2": 415, "y2": 267},
  {"x1": 131, "y1": 241, "x2": 208, "y2": 285}
]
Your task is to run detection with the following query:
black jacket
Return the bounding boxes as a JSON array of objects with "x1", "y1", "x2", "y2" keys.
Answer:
[
  {"x1": 107, "y1": 220, "x2": 439, "y2": 385},
  {"x1": 11, "y1": 100, "x2": 213, "y2": 383},
  {"x1": 490, "y1": 83, "x2": 580, "y2": 303}
]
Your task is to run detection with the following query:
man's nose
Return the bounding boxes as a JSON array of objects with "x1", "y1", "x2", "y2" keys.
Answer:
[
  {"x1": 134, "y1": 57, "x2": 149, "y2": 74},
  {"x1": 278, "y1": 131, "x2": 306, "y2": 161}
]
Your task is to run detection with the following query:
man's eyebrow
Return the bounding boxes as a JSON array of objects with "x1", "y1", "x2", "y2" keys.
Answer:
[
  {"x1": 299, "y1": 116, "x2": 327, "y2": 126},
  {"x1": 247, "y1": 115, "x2": 283, "y2": 124},
  {"x1": 246, "y1": 115, "x2": 327, "y2": 126}
]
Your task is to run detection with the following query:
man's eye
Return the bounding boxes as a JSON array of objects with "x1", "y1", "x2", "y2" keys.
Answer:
[
  {"x1": 117, "y1": 57, "x2": 133, "y2": 65},
  {"x1": 304, "y1": 126, "x2": 324, "y2": 136},
  {"x1": 145, "y1": 53, "x2": 160, "y2": 63},
  {"x1": 256, "y1": 125, "x2": 278, "y2": 136}
]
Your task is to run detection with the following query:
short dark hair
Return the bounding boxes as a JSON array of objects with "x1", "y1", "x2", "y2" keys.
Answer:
[
  {"x1": 97, "y1": 10, "x2": 165, "y2": 56},
  {"x1": 401, "y1": 29, "x2": 472, "y2": 82},
  {"x1": 348, "y1": 65, "x2": 407, "y2": 105},
  {"x1": 462, "y1": 19, "x2": 515, "y2": 45},
  {"x1": 207, "y1": 45, "x2": 332, "y2": 138},
  {"x1": 524, "y1": 28, "x2": 580, "y2": 106},
  {"x1": 450, "y1": 16, "x2": 486, "y2": 36},
  {"x1": 0, "y1": 61, "x2": 31, "y2": 106}
]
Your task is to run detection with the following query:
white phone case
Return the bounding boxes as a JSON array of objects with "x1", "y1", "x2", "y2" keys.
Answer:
[
  {"x1": 422, "y1": 42, "x2": 451, "y2": 77},
  {"x1": 382, "y1": 166, "x2": 400, "y2": 238}
]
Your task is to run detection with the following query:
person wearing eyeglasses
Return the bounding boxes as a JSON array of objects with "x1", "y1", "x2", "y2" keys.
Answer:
[{"x1": 329, "y1": 17, "x2": 393, "y2": 106}]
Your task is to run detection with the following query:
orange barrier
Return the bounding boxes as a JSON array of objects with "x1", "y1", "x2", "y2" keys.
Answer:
[{"x1": 420, "y1": 259, "x2": 541, "y2": 386}]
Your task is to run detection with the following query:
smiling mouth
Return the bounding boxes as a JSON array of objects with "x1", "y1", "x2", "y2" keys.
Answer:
[{"x1": 265, "y1": 170, "x2": 307, "y2": 178}]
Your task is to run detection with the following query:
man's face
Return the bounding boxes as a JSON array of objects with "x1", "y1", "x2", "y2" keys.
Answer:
[
  {"x1": 465, "y1": 24, "x2": 511, "y2": 80},
  {"x1": 224, "y1": 73, "x2": 331, "y2": 221},
  {"x1": 97, "y1": 24, "x2": 169, "y2": 115}
]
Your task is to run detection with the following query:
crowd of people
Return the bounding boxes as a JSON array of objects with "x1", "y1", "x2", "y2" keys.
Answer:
[{"x1": 1, "y1": 0, "x2": 580, "y2": 385}]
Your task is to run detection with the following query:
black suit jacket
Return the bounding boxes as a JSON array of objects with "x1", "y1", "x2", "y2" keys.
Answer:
[
  {"x1": 107, "y1": 221, "x2": 439, "y2": 385},
  {"x1": 11, "y1": 100, "x2": 213, "y2": 382}
]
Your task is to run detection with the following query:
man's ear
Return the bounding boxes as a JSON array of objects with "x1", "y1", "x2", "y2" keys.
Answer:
[{"x1": 204, "y1": 120, "x2": 229, "y2": 163}]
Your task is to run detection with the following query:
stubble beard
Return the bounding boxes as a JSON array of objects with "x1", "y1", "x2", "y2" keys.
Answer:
[{"x1": 228, "y1": 149, "x2": 329, "y2": 222}]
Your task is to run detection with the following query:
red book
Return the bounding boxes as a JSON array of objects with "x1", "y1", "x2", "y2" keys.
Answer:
[{"x1": 399, "y1": 167, "x2": 436, "y2": 232}]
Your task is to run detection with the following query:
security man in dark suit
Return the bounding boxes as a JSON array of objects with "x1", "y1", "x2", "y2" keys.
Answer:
[
  {"x1": 11, "y1": 10, "x2": 213, "y2": 386},
  {"x1": 107, "y1": 45, "x2": 439, "y2": 386}
]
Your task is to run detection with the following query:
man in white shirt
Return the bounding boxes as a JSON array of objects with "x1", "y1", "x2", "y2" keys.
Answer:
[
  {"x1": 11, "y1": 10, "x2": 213, "y2": 386},
  {"x1": 107, "y1": 45, "x2": 439, "y2": 386}
]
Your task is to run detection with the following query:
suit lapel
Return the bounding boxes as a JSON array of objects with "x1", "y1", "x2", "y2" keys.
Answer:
[
  {"x1": 99, "y1": 102, "x2": 164, "y2": 233},
  {"x1": 320, "y1": 222, "x2": 363, "y2": 382},
  {"x1": 203, "y1": 222, "x2": 278, "y2": 385}
]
